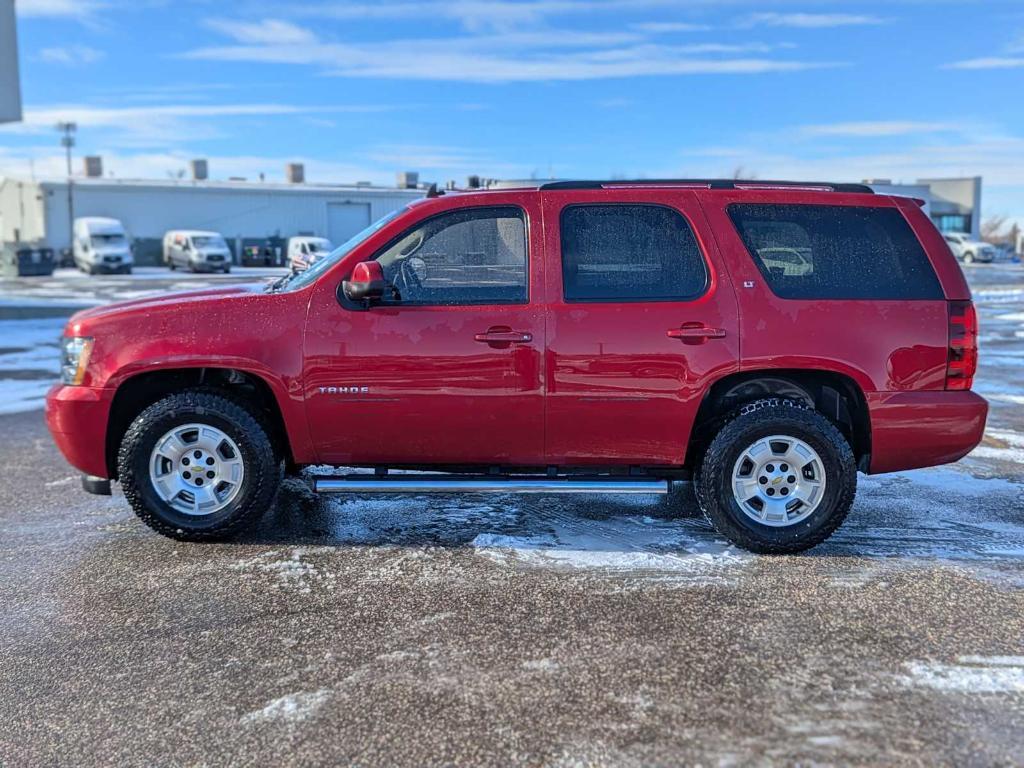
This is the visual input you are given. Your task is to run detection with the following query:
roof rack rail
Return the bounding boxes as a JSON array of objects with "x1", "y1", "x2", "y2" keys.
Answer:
[{"x1": 538, "y1": 179, "x2": 875, "y2": 194}]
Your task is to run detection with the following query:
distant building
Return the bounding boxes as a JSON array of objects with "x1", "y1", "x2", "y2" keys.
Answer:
[
  {"x1": 0, "y1": 174, "x2": 425, "y2": 265},
  {"x1": 865, "y1": 176, "x2": 982, "y2": 239}
]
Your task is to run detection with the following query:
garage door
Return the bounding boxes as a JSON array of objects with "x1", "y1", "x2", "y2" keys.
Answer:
[{"x1": 326, "y1": 203, "x2": 371, "y2": 245}]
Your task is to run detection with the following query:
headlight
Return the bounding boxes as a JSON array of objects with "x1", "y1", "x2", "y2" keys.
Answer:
[{"x1": 60, "y1": 336, "x2": 94, "y2": 385}]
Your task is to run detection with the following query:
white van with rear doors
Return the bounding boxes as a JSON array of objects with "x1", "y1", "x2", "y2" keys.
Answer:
[{"x1": 73, "y1": 217, "x2": 133, "y2": 275}]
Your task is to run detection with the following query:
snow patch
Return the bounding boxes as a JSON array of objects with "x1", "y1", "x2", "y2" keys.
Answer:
[
  {"x1": 232, "y1": 548, "x2": 334, "y2": 593},
  {"x1": 470, "y1": 509, "x2": 749, "y2": 581},
  {"x1": 902, "y1": 657, "x2": 1024, "y2": 694},
  {"x1": 241, "y1": 689, "x2": 332, "y2": 723}
]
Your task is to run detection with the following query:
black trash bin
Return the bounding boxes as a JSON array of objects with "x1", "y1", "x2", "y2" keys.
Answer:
[{"x1": 1, "y1": 244, "x2": 57, "y2": 277}]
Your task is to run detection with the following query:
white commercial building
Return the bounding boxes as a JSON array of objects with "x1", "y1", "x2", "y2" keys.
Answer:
[
  {"x1": 866, "y1": 177, "x2": 982, "y2": 240},
  {"x1": 0, "y1": 175, "x2": 425, "y2": 265}
]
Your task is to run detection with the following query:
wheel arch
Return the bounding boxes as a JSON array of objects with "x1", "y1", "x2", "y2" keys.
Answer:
[
  {"x1": 105, "y1": 366, "x2": 295, "y2": 480},
  {"x1": 687, "y1": 368, "x2": 871, "y2": 472}
]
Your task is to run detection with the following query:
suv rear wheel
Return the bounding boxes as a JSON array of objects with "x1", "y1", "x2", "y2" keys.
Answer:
[
  {"x1": 696, "y1": 398, "x2": 856, "y2": 554},
  {"x1": 118, "y1": 390, "x2": 281, "y2": 540}
]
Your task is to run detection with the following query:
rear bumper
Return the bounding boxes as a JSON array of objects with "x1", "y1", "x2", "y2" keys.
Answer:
[
  {"x1": 45, "y1": 383, "x2": 115, "y2": 479},
  {"x1": 866, "y1": 390, "x2": 988, "y2": 474}
]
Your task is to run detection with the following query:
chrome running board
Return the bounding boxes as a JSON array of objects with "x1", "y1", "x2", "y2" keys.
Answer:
[{"x1": 312, "y1": 476, "x2": 670, "y2": 495}]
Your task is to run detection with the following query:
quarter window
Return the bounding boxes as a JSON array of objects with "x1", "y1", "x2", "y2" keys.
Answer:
[
  {"x1": 728, "y1": 204, "x2": 943, "y2": 300},
  {"x1": 372, "y1": 206, "x2": 527, "y2": 305},
  {"x1": 560, "y1": 204, "x2": 708, "y2": 302}
]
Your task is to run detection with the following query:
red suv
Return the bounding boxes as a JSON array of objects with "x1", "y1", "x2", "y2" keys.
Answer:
[{"x1": 45, "y1": 180, "x2": 987, "y2": 553}]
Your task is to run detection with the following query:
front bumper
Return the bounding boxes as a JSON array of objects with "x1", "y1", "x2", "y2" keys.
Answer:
[
  {"x1": 190, "y1": 260, "x2": 230, "y2": 272},
  {"x1": 45, "y1": 383, "x2": 115, "y2": 479},
  {"x1": 866, "y1": 390, "x2": 988, "y2": 474}
]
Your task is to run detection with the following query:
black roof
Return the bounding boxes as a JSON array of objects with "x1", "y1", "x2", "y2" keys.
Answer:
[{"x1": 538, "y1": 179, "x2": 875, "y2": 194}]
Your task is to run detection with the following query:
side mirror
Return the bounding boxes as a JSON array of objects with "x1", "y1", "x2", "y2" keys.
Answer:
[{"x1": 342, "y1": 261, "x2": 385, "y2": 302}]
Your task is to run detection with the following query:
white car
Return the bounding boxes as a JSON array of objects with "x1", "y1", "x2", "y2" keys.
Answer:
[
  {"x1": 288, "y1": 236, "x2": 334, "y2": 273},
  {"x1": 163, "y1": 230, "x2": 232, "y2": 273},
  {"x1": 943, "y1": 233, "x2": 996, "y2": 264},
  {"x1": 72, "y1": 217, "x2": 133, "y2": 275}
]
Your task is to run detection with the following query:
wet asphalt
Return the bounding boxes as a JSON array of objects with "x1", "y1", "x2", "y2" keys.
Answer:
[{"x1": 1, "y1": 266, "x2": 1023, "y2": 767}]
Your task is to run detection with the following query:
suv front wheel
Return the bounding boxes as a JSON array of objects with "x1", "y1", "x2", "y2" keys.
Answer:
[
  {"x1": 118, "y1": 391, "x2": 281, "y2": 540},
  {"x1": 696, "y1": 398, "x2": 856, "y2": 554}
]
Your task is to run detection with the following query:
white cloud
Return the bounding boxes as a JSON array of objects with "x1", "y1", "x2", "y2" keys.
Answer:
[
  {"x1": 290, "y1": 1, "x2": 678, "y2": 32},
  {"x1": 183, "y1": 21, "x2": 838, "y2": 83},
  {"x1": 204, "y1": 18, "x2": 318, "y2": 46},
  {"x1": 631, "y1": 21, "x2": 712, "y2": 33},
  {"x1": 675, "y1": 135, "x2": 1024, "y2": 189},
  {"x1": 800, "y1": 121, "x2": 961, "y2": 138},
  {"x1": 0, "y1": 102, "x2": 400, "y2": 146},
  {"x1": 743, "y1": 12, "x2": 885, "y2": 29},
  {"x1": 946, "y1": 56, "x2": 1024, "y2": 70},
  {"x1": 38, "y1": 46, "x2": 105, "y2": 65},
  {"x1": 15, "y1": 0, "x2": 104, "y2": 17}
]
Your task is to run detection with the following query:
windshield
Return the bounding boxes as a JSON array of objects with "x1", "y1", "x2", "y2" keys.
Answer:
[
  {"x1": 308, "y1": 240, "x2": 332, "y2": 253},
  {"x1": 274, "y1": 207, "x2": 409, "y2": 292},
  {"x1": 192, "y1": 236, "x2": 227, "y2": 249},
  {"x1": 91, "y1": 234, "x2": 125, "y2": 247}
]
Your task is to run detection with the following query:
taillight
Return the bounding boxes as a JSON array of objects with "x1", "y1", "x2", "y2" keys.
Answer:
[{"x1": 946, "y1": 300, "x2": 978, "y2": 390}]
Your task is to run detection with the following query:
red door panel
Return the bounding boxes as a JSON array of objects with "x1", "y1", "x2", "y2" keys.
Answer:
[
  {"x1": 303, "y1": 194, "x2": 545, "y2": 466},
  {"x1": 541, "y1": 189, "x2": 740, "y2": 466}
]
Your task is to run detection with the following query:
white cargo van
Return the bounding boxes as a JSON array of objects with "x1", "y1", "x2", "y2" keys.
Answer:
[
  {"x1": 287, "y1": 236, "x2": 334, "y2": 273},
  {"x1": 73, "y1": 217, "x2": 133, "y2": 275},
  {"x1": 163, "y1": 230, "x2": 232, "y2": 273}
]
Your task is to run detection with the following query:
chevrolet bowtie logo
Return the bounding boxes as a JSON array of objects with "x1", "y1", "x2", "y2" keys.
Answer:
[{"x1": 772, "y1": 477, "x2": 783, "y2": 485}]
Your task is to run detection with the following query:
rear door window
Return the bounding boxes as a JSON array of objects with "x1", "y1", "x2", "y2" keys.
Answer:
[
  {"x1": 727, "y1": 204, "x2": 943, "y2": 300},
  {"x1": 560, "y1": 204, "x2": 708, "y2": 302}
]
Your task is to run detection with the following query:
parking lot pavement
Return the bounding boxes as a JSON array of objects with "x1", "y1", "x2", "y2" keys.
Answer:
[{"x1": 0, "y1": 265, "x2": 1022, "y2": 766}]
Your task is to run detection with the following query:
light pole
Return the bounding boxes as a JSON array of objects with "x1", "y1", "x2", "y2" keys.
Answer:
[{"x1": 56, "y1": 121, "x2": 76, "y2": 251}]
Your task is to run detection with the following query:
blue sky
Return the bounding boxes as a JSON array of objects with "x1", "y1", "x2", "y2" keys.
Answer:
[{"x1": 3, "y1": 0, "x2": 1024, "y2": 227}]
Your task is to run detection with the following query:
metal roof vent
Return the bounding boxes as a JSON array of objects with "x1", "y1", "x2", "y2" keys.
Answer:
[
  {"x1": 286, "y1": 163, "x2": 305, "y2": 184},
  {"x1": 83, "y1": 155, "x2": 103, "y2": 178}
]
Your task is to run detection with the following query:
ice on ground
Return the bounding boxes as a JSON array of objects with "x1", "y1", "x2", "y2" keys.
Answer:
[
  {"x1": 902, "y1": 657, "x2": 1024, "y2": 694},
  {"x1": 0, "y1": 379, "x2": 54, "y2": 415},
  {"x1": 970, "y1": 429, "x2": 1024, "y2": 465},
  {"x1": 0, "y1": 317, "x2": 64, "y2": 413},
  {"x1": 470, "y1": 511, "x2": 749, "y2": 581},
  {"x1": 822, "y1": 468, "x2": 1024, "y2": 563},
  {"x1": 986, "y1": 393, "x2": 1024, "y2": 406},
  {"x1": 240, "y1": 689, "x2": 332, "y2": 723},
  {"x1": 972, "y1": 288, "x2": 1024, "y2": 304}
]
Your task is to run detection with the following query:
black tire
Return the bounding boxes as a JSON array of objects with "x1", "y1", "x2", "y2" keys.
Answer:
[
  {"x1": 964, "y1": 252, "x2": 975, "y2": 264},
  {"x1": 696, "y1": 398, "x2": 856, "y2": 554},
  {"x1": 118, "y1": 391, "x2": 281, "y2": 541}
]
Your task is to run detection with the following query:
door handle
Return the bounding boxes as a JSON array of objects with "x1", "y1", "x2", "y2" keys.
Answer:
[
  {"x1": 667, "y1": 324, "x2": 727, "y2": 342},
  {"x1": 474, "y1": 327, "x2": 533, "y2": 345}
]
